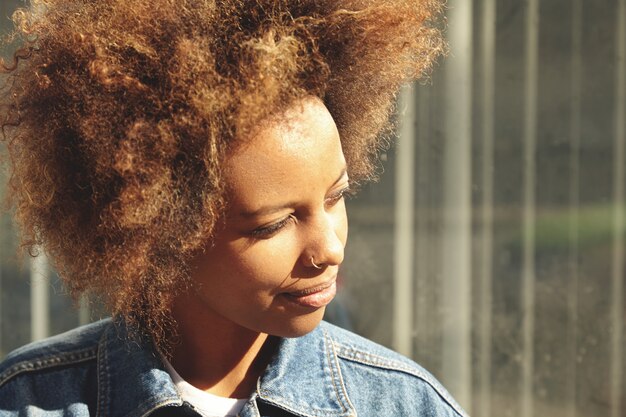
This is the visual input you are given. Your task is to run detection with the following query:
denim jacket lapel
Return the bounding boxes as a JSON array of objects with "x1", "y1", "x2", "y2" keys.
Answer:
[{"x1": 249, "y1": 325, "x2": 356, "y2": 417}]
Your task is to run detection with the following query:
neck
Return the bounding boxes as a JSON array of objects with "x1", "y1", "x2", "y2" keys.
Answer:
[{"x1": 169, "y1": 293, "x2": 277, "y2": 399}]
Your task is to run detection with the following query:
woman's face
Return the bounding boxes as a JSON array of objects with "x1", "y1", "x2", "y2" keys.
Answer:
[{"x1": 186, "y1": 98, "x2": 349, "y2": 337}]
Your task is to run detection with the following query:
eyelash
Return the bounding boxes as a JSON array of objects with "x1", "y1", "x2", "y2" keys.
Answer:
[
  {"x1": 250, "y1": 214, "x2": 296, "y2": 238},
  {"x1": 250, "y1": 186, "x2": 352, "y2": 239}
]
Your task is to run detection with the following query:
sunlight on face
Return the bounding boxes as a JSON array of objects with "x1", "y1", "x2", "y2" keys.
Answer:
[{"x1": 186, "y1": 97, "x2": 349, "y2": 337}]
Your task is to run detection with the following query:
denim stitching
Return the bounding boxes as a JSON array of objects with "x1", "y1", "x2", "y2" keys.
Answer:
[
  {"x1": 0, "y1": 347, "x2": 97, "y2": 387},
  {"x1": 255, "y1": 395, "x2": 337, "y2": 417},
  {"x1": 326, "y1": 334, "x2": 358, "y2": 417},
  {"x1": 335, "y1": 344, "x2": 427, "y2": 376},
  {"x1": 258, "y1": 379, "x2": 344, "y2": 417},
  {"x1": 249, "y1": 392, "x2": 261, "y2": 417},
  {"x1": 257, "y1": 351, "x2": 344, "y2": 417},
  {"x1": 256, "y1": 388, "x2": 343, "y2": 417},
  {"x1": 135, "y1": 399, "x2": 183, "y2": 417},
  {"x1": 322, "y1": 330, "x2": 349, "y2": 414},
  {"x1": 324, "y1": 330, "x2": 360, "y2": 417},
  {"x1": 334, "y1": 343, "x2": 467, "y2": 417},
  {"x1": 96, "y1": 327, "x2": 109, "y2": 417}
]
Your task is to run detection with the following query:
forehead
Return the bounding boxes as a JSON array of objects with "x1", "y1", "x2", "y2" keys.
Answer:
[
  {"x1": 237, "y1": 99, "x2": 337, "y2": 155},
  {"x1": 224, "y1": 99, "x2": 345, "y2": 209}
]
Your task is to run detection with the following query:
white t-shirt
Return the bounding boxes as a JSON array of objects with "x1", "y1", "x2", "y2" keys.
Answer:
[{"x1": 162, "y1": 358, "x2": 248, "y2": 417}]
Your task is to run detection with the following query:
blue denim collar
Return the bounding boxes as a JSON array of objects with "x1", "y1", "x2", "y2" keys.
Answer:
[
  {"x1": 99, "y1": 320, "x2": 355, "y2": 417},
  {"x1": 97, "y1": 320, "x2": 182, "y2": 417},
  {"x1": 254, "y1": 325, "x2": 356, "y2": 417}
]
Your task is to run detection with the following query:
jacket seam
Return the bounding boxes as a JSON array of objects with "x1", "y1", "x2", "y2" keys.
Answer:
[
  {"x1": 335, "y1": 345, "x2": 423, "y2": 375},
  {"x1": 136, "y1": 398, "x2": 184, "y2": 417},
  {"x1": 257, "y1": 345, "x2": 346, "y2": 417},
  {"x1": 334, "y1": 343, "x2": 467, "y2": 417},
  {"x1": 256, "y1": 395, "x2": 340, "y2": 417},
  {"x1": 322, "y1": 331, "x2": 349, "y2": 415},
  {"x1": 258, "y1": 377, "x2": 347, "y2": 417},
  {"x1": 250, "y1": 393, "x2": 261, "y2": 417},
  {"x1": 324, "y1": 331, "x2": 356, "y2": 417},
  {"x1": 96, "y1": 326, "x2": 109, "y2": 417},
  {"x1": 258, "y1": 388, "x2": 350, "y2": 417},
  {"x1": 0, "y1": 347, "x2": 97, "y2": 387}
]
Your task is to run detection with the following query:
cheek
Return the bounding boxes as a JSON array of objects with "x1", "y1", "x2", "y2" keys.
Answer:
[{"x1": 223, "y1": 236, "x2": 303, "y2": 286}]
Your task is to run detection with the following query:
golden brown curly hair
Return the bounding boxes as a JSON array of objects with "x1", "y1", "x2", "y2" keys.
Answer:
[{"x1": 0, "y1": 0, "x2": 444, "y2": 347}]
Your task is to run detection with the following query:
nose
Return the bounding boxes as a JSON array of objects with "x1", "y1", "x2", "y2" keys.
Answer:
[{"x1": 301, "y1": 209, "x2": 346, "y2": 269}]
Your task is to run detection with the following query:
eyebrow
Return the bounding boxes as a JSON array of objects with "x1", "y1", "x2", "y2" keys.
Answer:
[{"x1": 239, "y1": 167, "x2": 348, "y2": 218}]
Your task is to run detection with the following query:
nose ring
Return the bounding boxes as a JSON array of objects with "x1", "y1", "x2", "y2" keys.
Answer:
[{"x1": 310, "y1": 257, "x2": 323, "y2": 270}]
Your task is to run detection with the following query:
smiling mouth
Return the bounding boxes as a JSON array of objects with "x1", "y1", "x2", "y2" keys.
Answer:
[{"x1": 283, "y1": 279, "x2": 337, "y2": 308}]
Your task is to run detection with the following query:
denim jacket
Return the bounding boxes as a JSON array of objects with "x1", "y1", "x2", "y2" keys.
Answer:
[{"x1": 0, "y1": 319, "x2": 468, "y2": 417}]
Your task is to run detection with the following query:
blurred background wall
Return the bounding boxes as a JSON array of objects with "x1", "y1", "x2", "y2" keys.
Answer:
[{"x1": 1, "y1": 1, "x2": 624, "y2": 417}]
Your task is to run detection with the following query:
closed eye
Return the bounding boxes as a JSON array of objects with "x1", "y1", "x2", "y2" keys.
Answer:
[
  {"x1": 248, "y1": 185, "x2": 352, "y2": 239},
  {"x1": 249, "y1": 214, "x2": 296, "y2": 239}
]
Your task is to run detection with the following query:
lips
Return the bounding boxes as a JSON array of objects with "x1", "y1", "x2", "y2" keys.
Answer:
[{"x1": 283, "y1": 279, "x2": 337, "y2": 308}]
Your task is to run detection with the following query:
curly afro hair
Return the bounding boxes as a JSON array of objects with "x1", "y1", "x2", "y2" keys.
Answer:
[{"x1": 1, "y1": 0, "x2": 445, "y2": 348}]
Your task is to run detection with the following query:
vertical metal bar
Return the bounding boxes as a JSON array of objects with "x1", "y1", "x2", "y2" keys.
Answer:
[
  {"x1": 611, "y1": 0, "x2": 626, "y2": 416},
  {"x1": 30, "y1": 253, "x2": 49, "y2": 341},
  {"x1": 442, "y1": 0, "x2": 473, "y2": 410},
  {"x1": 414, "y1": 85, "x2": 435, "y2": 365},
  {"x1": 0, "y1": 217, "x2": 5, "y2": 354},
  {"x1": 79, "y1": 295, "x2": 90, "y2": 326},
  {"x1": 0, "y1": 256, "x2": 3, "y2": 354},
  {"x1": 521, "y1": 1, "x2": 540, "y2": 417},
  {"x1": 479, "y1": 0, "x2": 496, "y2": 415},
  {"x1": 393, "y1": 87, "x2": 416, "y2": 357},
  {"x1": 568, "y1": 1, "x2": 583, "y2": 416}
]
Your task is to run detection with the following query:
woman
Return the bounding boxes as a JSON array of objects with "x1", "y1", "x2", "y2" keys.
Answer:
[{"x1": 0, "y1": 0, "x2": 465, "y2": 416}]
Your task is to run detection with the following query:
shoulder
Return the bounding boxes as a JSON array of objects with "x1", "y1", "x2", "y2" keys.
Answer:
[
  {"x1": 318, "y1": 321, "x2": 468, "y2": 417},
  {"x1": 320, "y1": 321, "x2": 424, "y2": 372},
  {"x1": 0, "y1": 319, "x2": 110, "y2": 411},
  {"x1": 0, "y1": 318, "x2": 109, "y2": 384}
]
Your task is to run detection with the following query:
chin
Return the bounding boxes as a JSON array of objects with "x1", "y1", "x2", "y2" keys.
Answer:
[{"x1": 265, "y1": 307, "x2": 327, "y2": 338}]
